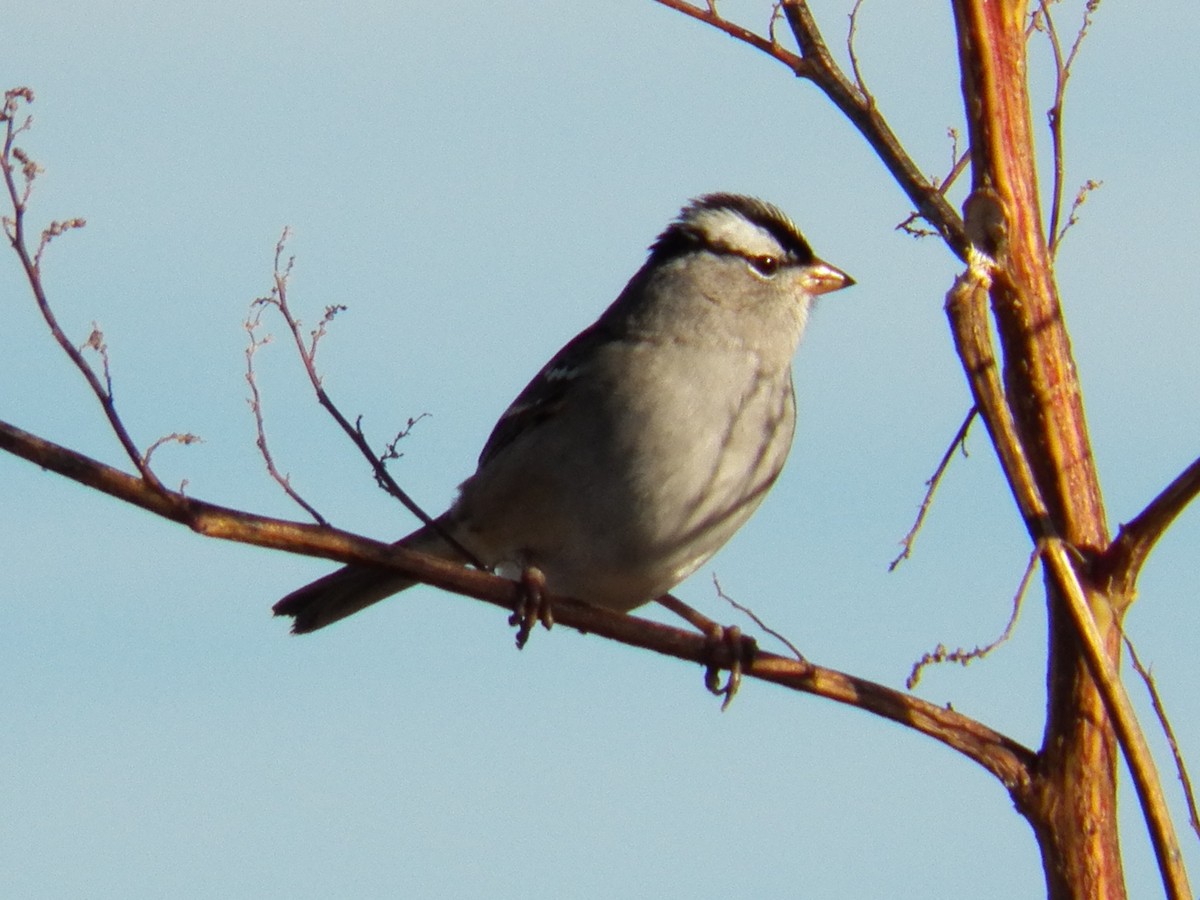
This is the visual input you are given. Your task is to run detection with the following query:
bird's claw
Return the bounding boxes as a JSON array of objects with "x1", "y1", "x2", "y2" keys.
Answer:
[
  {"x1": 703, "y1": 624, "x2": 757, "y2": 711},
  {"x1": 508, "y1": 565, "x2": 554, "y2": 649}
]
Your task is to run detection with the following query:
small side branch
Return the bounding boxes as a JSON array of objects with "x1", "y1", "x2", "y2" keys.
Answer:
[
  {"x1": 1099, "y1": 455, "x2": 1200, "y2": 598},
  {"x1": 651, "y1": 2, "x2": 967, "y2": 255},
  {"x1": 1034, "y1": 0, "x2": 1102, "y2": 254},
  {"x1": 890, "y1": 407, "x2": 976, "y2": 571},
  {"x1": 244, "y1": 308, "x2": 328, "y2": 525},
  {"x1": 650, "y1": 0, "x2": 808, "y2": 71},
  {"x1": 907, "y1": 542, "x2": 1037, "y2": 689},
  {"x1": 1, "y1": 88, "x2": 163, "y2": 490},
  {"x1": 253, "y1": 229, "x2": 485, "y2": 569}
]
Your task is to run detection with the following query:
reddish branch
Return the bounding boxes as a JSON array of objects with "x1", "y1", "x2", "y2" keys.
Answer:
[
  {"x1": 650, "y1": 3, "x2": 1195, "y2": 898},
  {"x1": 0, "y1": 415, "x2": 1035, "y2": 791}
]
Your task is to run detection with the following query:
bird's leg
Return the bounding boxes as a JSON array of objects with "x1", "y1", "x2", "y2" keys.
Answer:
[
  {"x1": 655, "y1": 594, "x2": 757, "y2": 710},
  {"x1": 509, "y1": 565, "x2": 554, "y2": 649}
]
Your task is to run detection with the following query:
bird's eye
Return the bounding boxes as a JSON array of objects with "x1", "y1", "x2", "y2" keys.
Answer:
[{"x1": 747, "y1": 255, "x2": 780, "y2": 277}]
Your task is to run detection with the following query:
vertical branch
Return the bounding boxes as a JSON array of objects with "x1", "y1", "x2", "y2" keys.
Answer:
[
  {"x1": 1036, "y1": 0, "x2": 1070, "y2": 249},
  {"x1": 952, "y1": 1, "x2": 1105, "y2": 541},
  {"x1": 1, "y1": 89, "x2": 164, "y2": 490},
  {"x1": 951, "y1": 3, "x2": 1188, "y2": 899}
]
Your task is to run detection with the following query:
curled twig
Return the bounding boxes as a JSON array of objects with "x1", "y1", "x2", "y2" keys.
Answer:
[
  {"x1": 143, "y1": 432, "x2": 203, "y2": 468},
  {"x1": 907, "y1": 543, "x2": 1038, "y2": 689}
]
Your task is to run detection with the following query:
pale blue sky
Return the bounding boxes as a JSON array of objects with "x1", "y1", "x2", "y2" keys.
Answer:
[{"x1": 4, "y1": 2, "x2": 1199, "y2": 897}]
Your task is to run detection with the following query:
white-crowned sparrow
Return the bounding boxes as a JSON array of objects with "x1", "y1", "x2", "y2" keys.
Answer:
[{"x1": 275, "y1": 193, "x2": 853, "y2": 633}]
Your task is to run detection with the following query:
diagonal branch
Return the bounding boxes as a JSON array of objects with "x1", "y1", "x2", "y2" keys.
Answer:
[
  {"x1": 1123, "y1": 632, "x2": 1200, "y2": 844},
  {"x1": 254, "y1": 230, "x2": 485, "y2": 569},
  {"x1": 1041, "y1": 537, "x2": 1190, "y2": 900},
  {"x1": 946, "y1": 248, "x2": 1190, "y2": 900},
  {"x1": 650, "y1": 2, "x2": 967, "y2": 254},
  {"x1": 1098, "y1": 455, "x2": 1200, "y2": 599},
  {"x1": 0, "y1": 413, "x2": 1036, "y2": 795},
  {"x1": 889, "y1": 406, "x2": 977, "y2": 571},
  {"x1": 650, "y1": 0, "x2": 808, "y2": 70},
  {"x1": 779, "y1": 1, "x2": 967, "y2": 255}
]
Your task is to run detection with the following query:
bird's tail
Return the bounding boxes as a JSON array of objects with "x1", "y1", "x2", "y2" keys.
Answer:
[{"x1": 273, "y1": 522, "x2": 462, "y2": 634}]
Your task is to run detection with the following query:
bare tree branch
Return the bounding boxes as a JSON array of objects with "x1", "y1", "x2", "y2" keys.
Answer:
[
  {"x1": 946, "y1": 245, "x2": 1188, "y2": 899},
  {"x1": 780, "y1": 1, "x2": 967, "y2": 255},
  {"x1": 1, "y1": 89, "x2": 164, "y2": 490},
  {"x1": 244, "y1": 308, "x2": 328, "y2": 525},
  {"x1": 650, "y1": 0, "x2": 808, "y2": 70},
  {"x1": 650, "y1": 2, "x2": 968, "y2": 254},
  {"x1": 1041, "y1": 537, "x2": 1190, "y2": 900},
  {"x1": 1099, "y1": 455, "x2": 1200, "y2": 599},
  {"x1": 0, "y1": 414, "x2": 1036, "y2": 792},
  {"x1": 252, "y1": 229, "x2": 485, "y2": 569}
]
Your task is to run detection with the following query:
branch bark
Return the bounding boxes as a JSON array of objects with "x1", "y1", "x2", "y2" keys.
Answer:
[
  {"x1": 950, "y1": 3, "x2": 1188, "y2": 898},
  {"x1": 0, "y1": 414, "x2": 1035, "y2": 791}
]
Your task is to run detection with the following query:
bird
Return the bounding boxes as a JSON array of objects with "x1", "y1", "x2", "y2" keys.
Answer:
[{"x1": 274, "y1": 193, "x2": 853, "y2": 635}]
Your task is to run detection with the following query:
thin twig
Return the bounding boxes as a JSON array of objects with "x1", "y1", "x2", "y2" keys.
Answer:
[
  {"x1": 890, "y1": 407, "x2": 977, "y2": 571},
  {"x1": 1121, "y1": 632, "x2": 1200, "y2": 843},
  {"x1": 907, "y1": 542, "x2": 1037, "y2": 688},
  {"x1": 845, "y1": 0, "x2": 872, "y2": 107},
  {"x1": 650, "y1": 0, "x2": 808, "y2": 70},
  {"x1": 254, "y1": 229, "x2": 485, "y2": 569},
  {"x1": 1038, "y1": 0, "x2": 1101, "y2": 254},
  {"x1": 1, "y1": 89, "x2": 164, "y2": 490},
  {"x1": 143, "y1": 432, "x2": 202, "y2": 469},
  {"x1": 1037, "y1": 0, "x2": 1069, "y2": 252},
  {"x1": 243, "y1": 307, "x2": 328, "y2": 524},
  {"x1": 1054, "y1": 178, "x2": 1103, "y2": 251},
  {"x1": 896, "y1": 134, "x2": 971, "y2": 238},
  {"x1": 712, "y1": 574, "x2": 806, "y2": 663}
]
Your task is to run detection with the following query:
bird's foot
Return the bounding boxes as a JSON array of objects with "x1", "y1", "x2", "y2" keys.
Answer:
[
  {"x1": 509, "y1": 565, "x2": 554, "y2": 649},
  {"x1": 702, "y1": 624, "x2": 758, "y2": 711}
]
